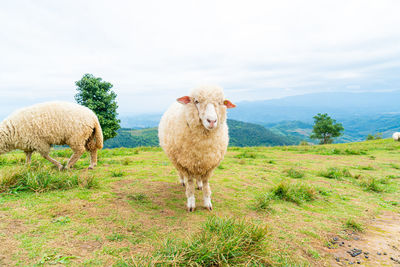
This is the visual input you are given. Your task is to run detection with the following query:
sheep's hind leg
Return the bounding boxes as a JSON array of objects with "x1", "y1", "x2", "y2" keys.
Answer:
[
  {"x1": 41, "y1": 152, "x2": 63, "y2": 171},
  {"x1": 185, "y1": 177, "x2": 196, "y2": 212},
  {"x1": 196, "y1": 179, "x2": 203, "y2": 190},
  {"x1": 178, "y1": 172, "x2": 186, "y2": 187},
  {"x1": 88, "y1": 149, "x2": 97, "y2": 169},
  {"x1": 65, "y1": 145, "x2": 85, "y2": 169}
]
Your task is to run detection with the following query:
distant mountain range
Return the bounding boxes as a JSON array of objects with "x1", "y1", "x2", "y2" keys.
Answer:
[
  {"x1": 117, "y1": 90, "x2": 400, "y2": 144},
  {"x1": 104, "y1": 119, "x2": 296, "y2": 148}
]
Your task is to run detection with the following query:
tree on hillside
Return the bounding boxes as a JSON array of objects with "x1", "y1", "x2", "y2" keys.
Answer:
[
  {"x1": 75, "y1": 74, "x2": 120, "y2": 140},
  {"x1": 310, "y1": 113, "x2": 344, "y2": 144}
]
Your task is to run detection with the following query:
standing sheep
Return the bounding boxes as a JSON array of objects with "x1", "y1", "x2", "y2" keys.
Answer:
[
  {"x1": 158, "y1": 85, "x2": 235, "y2": 211},
  {"x1": 0, "y1": 101, "x2": 103, "y2": 170},
  {"x1": 393, "y1": 132, "x2": 400, "y2": 141}
]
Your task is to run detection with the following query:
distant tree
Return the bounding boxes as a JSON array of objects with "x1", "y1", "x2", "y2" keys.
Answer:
[
  {"x1": 310, "y1": 113, "x2": 344, "y2": 144},
  {"x1": 75, "y1": 74, "x2": 120, "y2": 140},
  {"x1": 366, "y1": 133, "x2": 382, "y2": 141}
]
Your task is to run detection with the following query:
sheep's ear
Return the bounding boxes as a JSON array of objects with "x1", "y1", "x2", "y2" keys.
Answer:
[
  {"x1": 177, "y1": 96, "x2": 191, "y2": 105},
  {"x1": 223, "y1": 100, "x2": 236, "y2": 108}
]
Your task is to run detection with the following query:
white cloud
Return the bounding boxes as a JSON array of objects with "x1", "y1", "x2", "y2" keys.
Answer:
[{"x1": 0, "y1": 0, "x2": 400, "y2": 117}]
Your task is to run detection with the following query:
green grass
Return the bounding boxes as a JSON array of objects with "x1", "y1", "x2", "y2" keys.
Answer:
[
  {"x1": 318, "y1": 167, "x2": 352, "y2": 180},
  {"x1": 344, "y1": 218, "x2": 364, "y2": 232},
  {"x1": 0, "y1": 163, "x2": 97, "y2": 193},
  {"x1": 268, "y1": 181, "x2": 318, "y2": 204},
  {"x1": 0, "y1": 139, "x2": 399, "y2": 266},
  {"x1": 285, "y1": 167, "x2": 305, "y2": 179},
  {"x1": 137, "y1": 217, "x2": 269, "y2": 266}
]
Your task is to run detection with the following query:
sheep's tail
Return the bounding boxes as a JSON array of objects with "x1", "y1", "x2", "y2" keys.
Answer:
[{"x1": 93, "y1": 119, "x2": 104, "y2": 149}]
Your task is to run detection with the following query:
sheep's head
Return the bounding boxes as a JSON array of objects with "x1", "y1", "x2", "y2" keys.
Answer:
[{"x1": 177, "y1": 86, "x2": 235, "y2": 131}]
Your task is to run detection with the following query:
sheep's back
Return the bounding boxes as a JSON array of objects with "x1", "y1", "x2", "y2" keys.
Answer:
[{"x1": 6, "y1": 102, "x2": 97, "y2": 146}]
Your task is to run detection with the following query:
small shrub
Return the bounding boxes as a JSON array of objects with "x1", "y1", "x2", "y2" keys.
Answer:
[
  {"x1": 285, "y1": 168, "x2": 305, "y2": 179},
  {"x1": 366, "y1": 133, "x2": 382, "y2": 141},
  {"x1": 299, "y1": 140, "x2": 309, "y2": 146},
  {"x1": 344, "y1": 218, "x2": 364, "y2": 232}
]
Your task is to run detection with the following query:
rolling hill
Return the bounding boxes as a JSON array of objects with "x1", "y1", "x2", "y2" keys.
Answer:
[{"x1": 104, "y1": 119, "x2": 296, "y2": 148}]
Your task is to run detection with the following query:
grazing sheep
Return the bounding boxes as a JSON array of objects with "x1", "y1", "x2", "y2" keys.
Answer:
[
  {"x1": 393, "y1": 132, "x2": 400, "y2": 141},
  {"x1": 158, "y1": 85, "x2": 236, "y2": 211},
  {"x1": 0, "y1": 101, "x2": 103, "y2": 170}
]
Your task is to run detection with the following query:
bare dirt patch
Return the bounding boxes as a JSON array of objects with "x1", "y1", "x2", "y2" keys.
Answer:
[{"x1": 327, "y1": 212, "x2": 400, "y2": 266}]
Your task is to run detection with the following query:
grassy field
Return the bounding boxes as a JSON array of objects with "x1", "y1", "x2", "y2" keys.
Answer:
[{"x1": 0, "y1": 139, "x2": 399, "y2": 266}]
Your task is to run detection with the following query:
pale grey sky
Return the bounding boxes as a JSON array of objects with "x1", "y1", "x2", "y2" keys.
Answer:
[{"x1": 1, "y1": 0, "x2": 400, "y2": 117}]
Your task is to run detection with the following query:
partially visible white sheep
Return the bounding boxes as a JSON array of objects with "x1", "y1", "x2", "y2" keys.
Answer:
[
  {"x1": 0, "y1": 101, "x2": 103, "y2": 170},
  {"x1": 393, "y1": 132, "x2": 400, "y2": 141},
  {"x1": 158, "y1": 85, "x2": 235, "y2": 211}
]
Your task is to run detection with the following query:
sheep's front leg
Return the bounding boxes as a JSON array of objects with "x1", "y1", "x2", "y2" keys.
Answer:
[
  {"x1": 41, "y1": 152, "x2": 63, "y2": 171},
  {"x1": 25, "y1": 151, "x2": 33, "y2": 165},
  {"x1": 185, "y1": 177, "x2": 196, "y2": 212},
  {"x1": 65, "y1": 146, "x2": 85, "y2": 169},
  {"x1": 202, "y1": 179, "x2": 212, "y2": 211}
]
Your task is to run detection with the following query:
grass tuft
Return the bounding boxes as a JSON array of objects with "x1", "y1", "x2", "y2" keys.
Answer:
[
  {"x1": 234, "y1": 151, "x2": 264, "y2": 159},
  {"x1": 285, "y1": 167, "x2": 305, "y2": 179},
  {"x1": 0, "y1": 164, "x2": 97, "y2": 193},
  {"x1": 268, "y1": 181, "x2": 318, "y2": 204},
  {"x1": 319, "y1": 167, "x2": 351, "y2": 180},
  {"x1": 344, "y1": 218, "x2": 364, "y2": 232},
  {"x1": 359, "y1": 177, "x2": 389, "y2": 192},
  {"x1": 110, "y1": 170, "x2": 125, "y2": 177},
  {"x1": 148, "y1": 217, "x2": 270, "y2": 266}
]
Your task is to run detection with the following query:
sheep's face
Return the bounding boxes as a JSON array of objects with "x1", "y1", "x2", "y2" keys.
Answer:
[{"x1": 177, "y1": 86, "x2": 235, "y2": 131}]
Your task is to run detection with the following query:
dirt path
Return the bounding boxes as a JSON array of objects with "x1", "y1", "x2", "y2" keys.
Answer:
[{"x1": 327, "y1": 212, "x2": 400, "y2": 266}]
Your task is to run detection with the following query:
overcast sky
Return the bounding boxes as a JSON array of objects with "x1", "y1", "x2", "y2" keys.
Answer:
[{"x1": 1, "y1": 0, "x2": 400, "y2": 118}]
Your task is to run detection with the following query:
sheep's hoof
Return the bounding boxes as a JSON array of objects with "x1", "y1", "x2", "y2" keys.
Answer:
[
  {"x1": 181, "y1": 182, "x2": 186, "y2": 187},
  {"x1": 204, "y1": 197, "x2": 212, "y2": 211},
  {"x1": 197, "y1": 186, "x2": 203, "y2": 190},
  {"x1": 187, "y1": 207, "x2": 195, "y2": 212},
  {"x1": 88, "y1": 166, "x2": 94, "y2": 170}
]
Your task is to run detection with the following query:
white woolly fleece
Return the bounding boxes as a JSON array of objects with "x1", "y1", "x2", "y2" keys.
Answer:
[{"x1": 0, "y1": 101, "x2": 103, "y2": 169}]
